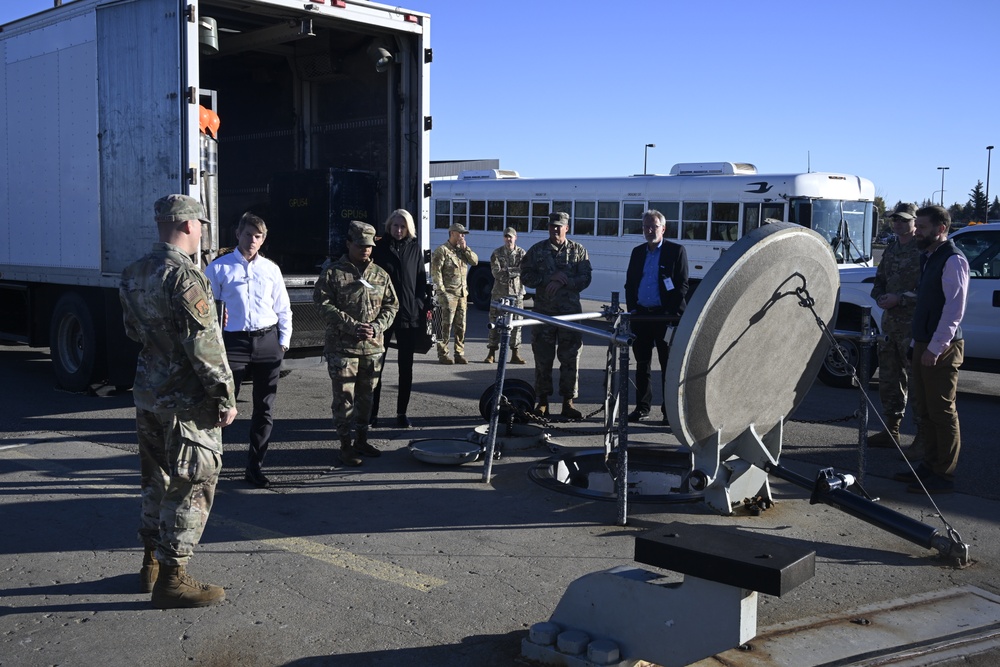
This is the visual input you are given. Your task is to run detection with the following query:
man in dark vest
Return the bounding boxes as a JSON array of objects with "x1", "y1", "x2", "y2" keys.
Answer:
[{"x1": 894, "y1": 205, "x2": 968, "y2": 494}]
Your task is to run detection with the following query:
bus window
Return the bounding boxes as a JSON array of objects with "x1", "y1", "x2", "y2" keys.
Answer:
[
  {"x1": 470, "y1": 200, "x2": 486, "y2": 231},
  {"x1": 597, "y1": 201, "x2": 620, "y2": 236},
  {"x1": 649, "y1": 201, "x2": 680, "y2": 238},
  {"x1": 711, "y1": 202, "x2": 739, "y2": 241},
  {"x1": 488, "y1": 200, "x2": 505, "y2": 231},
  {"x1": 789, "y1": 200, "x2": 812, "y2": 229},
  {"x1": 435, "y1": 199, "x2": 451, "y2": 229},
  {"x1": 452, "y1": 201, "x2": 468, "y2": 229},
  {"x1": 508, "y1": 200, "x2": 529, "y2": 233},
  {"x1": 532, "y1": 201, "x2": 551, "y2": 231},
  {"x1": 742, "y1": 203, "x2": 761, "y2": 236},
  {"x1": 553, "y1": 201, "x2": 572, "y2": 229},
  {"x1": 623, "y1": 202, "x2": 645, "y2": 235},
  {"x1": 575, "y1": 201, "x2": 596, "y2": 236},
  {"x1": 682, "y1": 202, "x2": 708, "y2": 240},
  {"x1": 763, "y1": 203, "x2": 784, "y2": 222}
]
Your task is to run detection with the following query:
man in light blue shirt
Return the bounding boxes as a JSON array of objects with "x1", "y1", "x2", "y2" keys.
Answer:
[
  {"x1": 206, "y1": 213, "x2": 292, "y2": 487},
  {"x1": 624, "y1": 210, "x2": 688, "y2": 424}
]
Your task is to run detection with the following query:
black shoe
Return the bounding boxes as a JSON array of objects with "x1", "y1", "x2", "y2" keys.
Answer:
[
  {"x1": 396, "y1": 414, "x2": 412, "y2": 428},
  {"x1": 908, "y1": 474, "x2": 954, "y2": 494},
  {"x1": 244, "y1": 468, "x2": 270, "y2": 488},
  {"x1": 627, "y1": 409, "x2": 649, "y2": 423},
  {"x1": 893, "y1": 463, "x2": 931, "y2": 484}
]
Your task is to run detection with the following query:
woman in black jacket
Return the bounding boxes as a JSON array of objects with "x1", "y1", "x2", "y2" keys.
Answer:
[{"x1": 370, "y1": 209, "x2": 429, "y2": 428}]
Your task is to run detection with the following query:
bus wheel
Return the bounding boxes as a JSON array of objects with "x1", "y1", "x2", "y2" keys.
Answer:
[
  {"x1": 818, "y1": 335, "x2": 877, "y2": 389},
  {"x1": 469, "y1": 267, "x2": 494, "y2": 311},
  {"x1": 50, "y1": 291, "x2": 103, "y2": 392}
]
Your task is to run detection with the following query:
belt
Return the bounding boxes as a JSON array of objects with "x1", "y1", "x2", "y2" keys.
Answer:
[{"x1": 248, "y1": 325, "x2": 276, "y2": 338}]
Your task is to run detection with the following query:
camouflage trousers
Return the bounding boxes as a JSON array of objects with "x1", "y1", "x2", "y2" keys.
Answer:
[
  {"x1": 877, "y1": 322, "x2": 913, "y2": 420},
  {"x1": 532, "y1": 323, "x2": 582, "y2": 399},
  {"x1": 327, "y1": 351, "x2": 383, "y2": 439},
  {"x1": 136, "y1": 404, "x2": 222, "y2": 566},
  {"x1": 436, "y1": 292, "x2": 467, "y2": 358},
  {"x1": 487, "y1": 294, "x2": 523, "y2": 350}
]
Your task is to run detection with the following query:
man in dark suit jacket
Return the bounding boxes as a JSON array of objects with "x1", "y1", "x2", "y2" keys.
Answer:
[{"x1": 624, "y1": 209, "x2": 689, "y2": 424}]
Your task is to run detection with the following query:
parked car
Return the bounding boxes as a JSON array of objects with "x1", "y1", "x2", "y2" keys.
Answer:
[{"x1": 821, "y1": 223, "x2": 1000, "y2": 387}]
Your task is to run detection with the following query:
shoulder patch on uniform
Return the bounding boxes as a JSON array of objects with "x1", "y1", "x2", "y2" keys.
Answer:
[{"x1": 181, "y1": 283, "x2": 212, "y2": 319}]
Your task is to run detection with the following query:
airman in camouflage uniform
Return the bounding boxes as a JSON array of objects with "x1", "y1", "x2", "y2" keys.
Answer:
[
  {"x1": 431, "y1": 222, "x2": 478, "y2": 364},
  {"x1": 119, "y1": 194, "x2": 237, "y2": 609},
  {"x1": 314, "y1": 221, "x2": 398, "y2": 466},
  {"x1": 485, "y1": 227, "x2": 527, "y2": 365},
  {"x1": 870, "y1": 202, "x2": 923, "y2": 448},
  {"x1": 521, "y1": 212, "x2": 593, "y2": 419}
]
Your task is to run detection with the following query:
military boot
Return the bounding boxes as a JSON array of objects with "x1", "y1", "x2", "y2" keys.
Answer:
[
  {"x1": 438, "y1": 353, "x2": 454, "y2": 365},
  {"x1": 354, "y1": 431, "x2": 381, "y2": 458},
  {"x1": 140, "y1": 545, "x2": 159, "y2": 594},
  {"x1": 868, "y1": 416, "x2": 901, "y2": 448},
  {"x1": 339, "y1": 437, "x2": 363, "y2": 466},
  {"x1": 533, "y1": 397, "x2": 549, "y2": 418},
  {"x1": 509, "y1": 348, "x2": 526, "y2": 365},
  {"x1": 150, "y1": 564, "x2": 225, "y2": 609},
  {"x1": 561, "y1": 399, "x2": 583, "y2": 420},
  {"x1": 483, "y1": 347, "x2": 496, "y2": 364}
]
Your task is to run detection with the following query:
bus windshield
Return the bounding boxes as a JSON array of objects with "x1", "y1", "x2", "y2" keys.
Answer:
[{"x1": 790, "y1": 198, "x2": 872, "y2": 264}]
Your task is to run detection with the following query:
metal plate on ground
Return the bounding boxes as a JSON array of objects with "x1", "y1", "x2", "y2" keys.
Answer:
[
  {"x1": 694, "y1": 586, "x2": 1000, "y2": 667},
  {"x1": 408, "y1": 439, "x2": 483, "y2": 465},
  {"x1": 665, "y1": 222, "x2": 839, "y2": 449}
]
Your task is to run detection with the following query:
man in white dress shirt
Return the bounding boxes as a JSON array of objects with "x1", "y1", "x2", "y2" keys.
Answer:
[{"x1": 206, "y1": 213, "x2": 292, "y2": 488}]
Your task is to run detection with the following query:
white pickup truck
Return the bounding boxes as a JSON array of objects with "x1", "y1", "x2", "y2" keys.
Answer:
[{"x1": 822, "y1": 222, "x2": 1000, "y2": 387}]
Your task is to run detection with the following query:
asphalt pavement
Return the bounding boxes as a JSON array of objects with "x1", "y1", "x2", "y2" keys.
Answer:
[{"x1": 2, "y1": 299, "x2": 1000, "y2": 667}]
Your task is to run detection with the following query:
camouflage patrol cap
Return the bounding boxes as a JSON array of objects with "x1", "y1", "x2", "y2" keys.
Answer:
[
  {"x1": 348, "y1": 220, "x2": 377, "y2": 247},
  {"x1": 549, "y1": 212, "x2": 570, "y2": 227},
  {"x1": 503, "y1": 227, "x2": 517, "y2": 237},
  {"x1": 154, "y1": 194, "x2": 211, "y2": 224},
  {"x1": 448, "y1": 222, "x2": 469, "y2": 234},
  {"x1": 888, "y1": 202, "x2": 917, "y2": 220}
]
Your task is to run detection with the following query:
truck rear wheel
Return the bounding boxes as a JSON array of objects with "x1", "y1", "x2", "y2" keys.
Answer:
[
  {"x1": 50, "y1": 291, "x2": 103, "y2": 392},
  {"x1": 818, "y1": 334, "x2": 878, "y2": 389}
]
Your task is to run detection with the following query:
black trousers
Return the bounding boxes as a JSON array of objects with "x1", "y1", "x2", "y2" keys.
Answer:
[
  {"x1": 631, "y1": 310, "x2": 671, "y2": 415},
  {"x1": 372, "y1": 324, "x2": 421, "y2": 418},
  {"x1": 224, "y1": 327, "x2": 283, "y2": 472}
]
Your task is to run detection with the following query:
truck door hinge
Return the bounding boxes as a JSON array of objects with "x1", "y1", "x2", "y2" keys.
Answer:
[
  {"x1": 186, "y1": 4, "x2": 196, "y2": 22},
  {"x1": 188, "y1": 168, "x2": 198, "y2": 185},
  {"x1": 424, "y1": 48, "x2": 433, "y2": 63},
  {"x1": 423, "y1": 182, "x2": 432, "y2": 198},
  {"x1": 187, "y1": 86, "x2": 198, "y2": 104},
  {"x1": 424, "y1": 116, "x2": 432, "y2": 131}
]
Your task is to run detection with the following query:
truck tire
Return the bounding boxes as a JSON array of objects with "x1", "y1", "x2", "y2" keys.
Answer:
[
  {"x1": 469, "y1": 266, "x2": 494, "y2": 311},
  {"x1": 818, "y1": 334, "x2": 878, "y2": 389},
  {"x1": 50, "y1": 291, "x2": 103, "y2": 392}
]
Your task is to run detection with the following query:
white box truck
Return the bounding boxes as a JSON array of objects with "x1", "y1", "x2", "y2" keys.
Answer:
[{"x1": 0, "y1": 0, "x2": 431, "y2": 391}]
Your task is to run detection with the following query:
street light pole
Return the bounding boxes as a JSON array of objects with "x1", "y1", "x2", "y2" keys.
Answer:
[
  {"x1": 644, "y1": 143, "x2": 655, "y2": 175},
  {"x1": 937, "y1": 166, "x2": 949, "y2": 208},
  {"x1": 987, "y1": 146, "x2": 994, "y2": 221}
]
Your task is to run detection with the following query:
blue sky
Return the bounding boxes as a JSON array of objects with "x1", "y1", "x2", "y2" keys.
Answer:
[{"x1": 4, "y1": 0, "x2": 998, "y2": 212}]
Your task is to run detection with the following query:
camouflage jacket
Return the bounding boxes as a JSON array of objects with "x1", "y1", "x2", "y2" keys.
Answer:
[
  {"x1": 521, "y1": 239, "x2": 592, "y2": 315},
  {"x1": 313, "y1": 256, "x2": 398, "y2": 356},
  {"x1": 119, "y1": 242, "x2": 236, "y2": 415},
  {"x1": 490, "y1": 245, "x2": 527, "y2": 299},
  {"x1": 431, "y1": 242, "x2": 478, "y2": 297},
  {"x1": 871, "y1": 235, "x2": 921, "y2": 327}
]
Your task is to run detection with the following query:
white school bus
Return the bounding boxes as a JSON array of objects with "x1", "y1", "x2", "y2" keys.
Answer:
[{"x1": 429, "y1": 162, "x2": 879, "y2": 385}]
